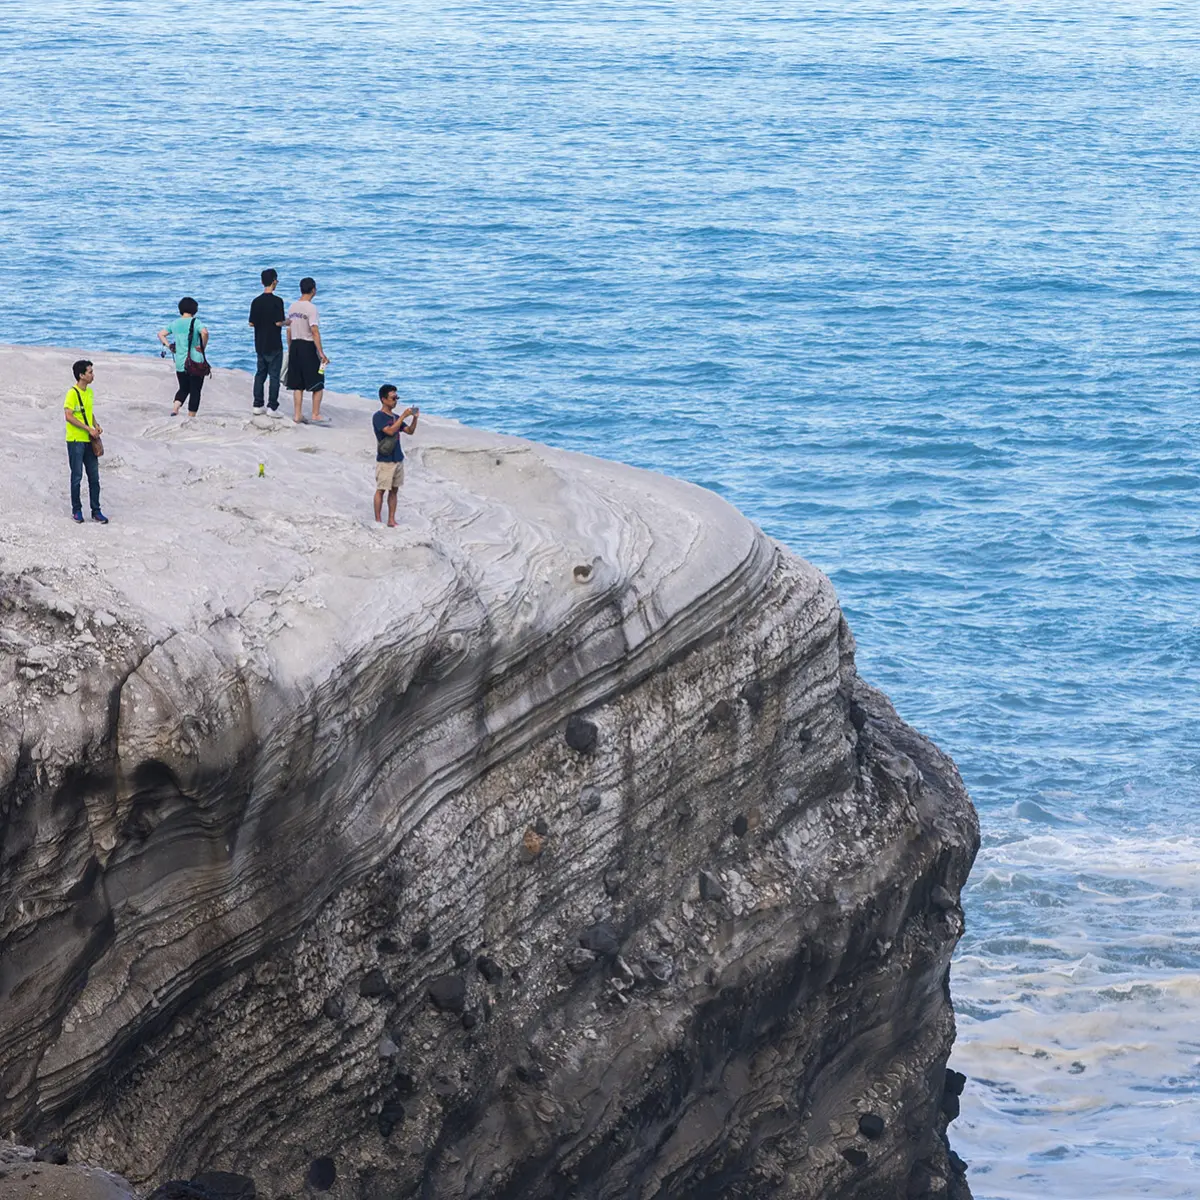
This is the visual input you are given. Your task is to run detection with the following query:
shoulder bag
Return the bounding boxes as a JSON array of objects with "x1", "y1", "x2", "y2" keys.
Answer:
[
  {"x1": 184, "y1": 318, "x2": 212, "y2": 378},
  {"x1": 70, "y1": 387, "x2": 103, "y2": 458}
]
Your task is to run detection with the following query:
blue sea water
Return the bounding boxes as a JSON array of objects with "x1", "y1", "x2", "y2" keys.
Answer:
[{"x1": 3, "y1": 2, "x2": 1199, "y2": 1195}]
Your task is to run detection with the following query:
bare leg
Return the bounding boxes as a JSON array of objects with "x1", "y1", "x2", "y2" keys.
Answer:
[
  {"x1": 387, "y1": 487, "x2": 399, "y2": 527},
  {"x1": 374, "y1": 489, "x2": 385, "y2": 522},
  {"x1": 293, "y1": 389, "x2": 304, "y2": 423},
  {"x1": 312, "y1": 387, "x2": 323, "y2": 421}
]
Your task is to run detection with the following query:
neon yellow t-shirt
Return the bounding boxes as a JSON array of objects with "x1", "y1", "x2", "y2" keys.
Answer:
[{"x1": 65, "y1": 386, "x2": 95, "y2": 443}]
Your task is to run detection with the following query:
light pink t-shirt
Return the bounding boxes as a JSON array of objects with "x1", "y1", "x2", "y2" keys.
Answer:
[{"x1": 287, "y1": 299, "x2": 319, "y2": 341}]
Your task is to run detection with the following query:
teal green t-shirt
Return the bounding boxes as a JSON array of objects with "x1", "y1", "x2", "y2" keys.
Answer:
[{"x1": 167, "y1": 316, "x2": 207, "y2": 372}]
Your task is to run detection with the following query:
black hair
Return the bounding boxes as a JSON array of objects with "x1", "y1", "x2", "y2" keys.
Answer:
[
  {"x1": 299, "y1": 277, "x2": 316, "y2": 294},
  {"x1": 178, "y1": 296, "x2": 198, "y2": 315},
  {"x1": 72, "y1": 359, "x2": 93, "y2": 381},
  {"x1": 379, "y1": 383, "x2": 398, "y2": 400},
  {"x1": 261, "y1": 268, "x2": 278, "y2": 287}
]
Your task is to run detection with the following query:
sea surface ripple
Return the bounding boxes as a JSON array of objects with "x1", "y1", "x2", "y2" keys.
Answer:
[{"x1": 2, "y1": 2, "x2": 1199, "y2": 1195}]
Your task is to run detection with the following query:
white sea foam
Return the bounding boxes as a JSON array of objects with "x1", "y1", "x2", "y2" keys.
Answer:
[{"x1": 952, "y1": 825, "x2": 1200, "y2": 1198}]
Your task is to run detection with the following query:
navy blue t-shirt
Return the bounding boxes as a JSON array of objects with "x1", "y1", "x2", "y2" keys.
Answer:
[{"x1": 373, "y1": 409, "x2": 404, "y2": 462}]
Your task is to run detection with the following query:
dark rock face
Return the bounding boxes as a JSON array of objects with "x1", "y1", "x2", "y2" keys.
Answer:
[{"x1": 0, "y1": 500, "x2": 977, "y2": 1199}]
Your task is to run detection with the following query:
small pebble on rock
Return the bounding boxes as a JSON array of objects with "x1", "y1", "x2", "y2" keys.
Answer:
[{"x1": 579, "y1": 788, "x2": 602, "y2": 814}]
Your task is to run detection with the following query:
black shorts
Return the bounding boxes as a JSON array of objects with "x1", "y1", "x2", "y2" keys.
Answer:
[{"x1": 286, "y1": 339, "x2": 324, "y2": 392}]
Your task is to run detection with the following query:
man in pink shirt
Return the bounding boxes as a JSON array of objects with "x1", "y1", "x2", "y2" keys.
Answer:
[{"x1": 286, "y1": 277, "x2": 330, "y2": 425}]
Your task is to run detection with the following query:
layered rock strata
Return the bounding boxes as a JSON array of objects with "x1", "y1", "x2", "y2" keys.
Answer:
[{"x1": 0, "y1": 346, "x2": 977, "y2": 1199}]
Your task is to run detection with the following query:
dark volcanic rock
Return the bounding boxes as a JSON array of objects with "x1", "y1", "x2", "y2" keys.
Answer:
[
  {"x1": 945, "y1": 1067, "x2": 967, "y2": 1096},
  {"x1": 33, "y1": 1143, "x2": 68, "y2": 1164},
  {"x1": 427, "y1": 974, "x2": 467, "y2": 1013},
  {"x1": 565, "y1": 714, "x2": 598, "y2": 754},
  {"x1": 578, "y1": 921, "x2": 621, "y2": 958},
  {"x1": 191, "y1": 1172, "x2": 255, "y2": 1199},
  {"x1": 699, "y1": 869, "x2": 726, "y2": 902},
  {"x1": 858, "y1": 1113, "x2": 885, "y2": 1140},
  {"x1": 931, "y1": 884, "x2": 958, "y2": 912},
  {"x1": 476, "y1": 955, "x2": 505, "y2": 984},
  {"x1": 306, "y1": 1157, "x2": 336, "y2": 1191},
  {"x1": 358, "y1": 969, "x2": 390, "y2": 999}
]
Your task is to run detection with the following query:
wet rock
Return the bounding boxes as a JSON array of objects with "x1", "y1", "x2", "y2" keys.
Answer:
[
  {"x1": 858, "y1": 1113, "x2": 885, "y2": 1140},
  {"x1": 578, "y1": 921, "x2": 620, "y2": 958},
  {"x1": 842, "y1": 1147, "x2": 869, "y2": 1168},
  {"x1": 699, "y1": 870, "x2": 726, "y2": 902},
  {"x1": 732, "y1": 813, "x2": 749, "y2": 838},
  {"x1": 33, "y1": 1143, "x2": 68, "y2": 1165},
  {"x1": 476, "y1": 955, "x2": 505, "y2": 984},
  {"x1": 358, "y1": 969, "x2": 390, "y2": 999},
  {"x1": 944, "y1": 1067, "x2": 966, "y2": 1096},
  {"x1": 564, "y1": 714, "x2": 598, "y2": 754},
  {"x1": 428, "y1": 974, "x2": 467, "y2": 1013},
  {"x1": 930, "y1": 885, "x2": 957, "y2": 912},
  {"x1": 306, "y1": 1157, "x2": 336, "y2": 1191}
]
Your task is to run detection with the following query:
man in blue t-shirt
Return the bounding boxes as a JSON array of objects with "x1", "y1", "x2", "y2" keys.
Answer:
[{"x1": 373, "y1": 383, "x2": 419, "y2": 526}]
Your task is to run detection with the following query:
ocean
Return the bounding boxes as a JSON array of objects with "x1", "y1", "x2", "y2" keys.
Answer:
[{"x1": 3, "y1": 2, "x2": 1198, "y2": 1195}]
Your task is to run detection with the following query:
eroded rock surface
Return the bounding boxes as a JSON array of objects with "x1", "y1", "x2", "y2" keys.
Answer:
[{"x1": 0, "y1": 346, "x2": 977, "y2": 1199}]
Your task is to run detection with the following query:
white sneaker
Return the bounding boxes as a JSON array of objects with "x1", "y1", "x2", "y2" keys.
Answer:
[
  {"x1": 252, "y1": 405, "x2": 265, "y2": 414},
  {"x1": 267, "y1": 409, "x2": 283, "y2": 419}
]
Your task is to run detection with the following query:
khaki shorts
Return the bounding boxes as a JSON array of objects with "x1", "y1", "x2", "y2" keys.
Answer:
[{"x1": 375, "y1": 461, "x2": 405, "y2": 490}]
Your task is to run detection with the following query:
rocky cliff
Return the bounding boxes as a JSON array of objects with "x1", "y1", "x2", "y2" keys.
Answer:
[{"x1": 0, "y1": 346, "x2": 977, "y2": 1200}]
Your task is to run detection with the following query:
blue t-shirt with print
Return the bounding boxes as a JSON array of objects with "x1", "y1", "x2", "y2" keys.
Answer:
[{"x1": 373, "y1": 409, "x2": 404, "y2": 462}]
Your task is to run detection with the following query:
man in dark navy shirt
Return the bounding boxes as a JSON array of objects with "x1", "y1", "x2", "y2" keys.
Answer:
[
  {"x1": 248, "y1": 268, "x2": 287, "y2": 414},
  {"x1": 373, "y1": 383, "x2": 418, "y2": 526}
]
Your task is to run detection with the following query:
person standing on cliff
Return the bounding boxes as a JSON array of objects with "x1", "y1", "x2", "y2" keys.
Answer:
[
  {"x1": 64, "y1": 359, "x2": 107, "y2": 524},
  {"x1": 286, "y1": 277, "x2": 329, "y2": 425},
  {"x1": 248, "y1": 268, "x2": 287, "y2": 416},
  {"x1": 157, "y1": 297, "x2": 209, "y2": 417},
  {"x1": 373, "y1": 384, "x2": 418, "y2": 526}
]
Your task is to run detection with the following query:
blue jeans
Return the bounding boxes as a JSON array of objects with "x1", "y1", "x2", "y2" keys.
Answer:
[
  {"x1": 254, "y1": 350, "x2": 283, "y2": 408},
  {"x1": 68, "y1": 440, "x2": 101, "y2": 516}
]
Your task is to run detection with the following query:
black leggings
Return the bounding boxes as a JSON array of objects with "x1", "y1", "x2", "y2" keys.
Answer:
[{"x1": 175, "y1": 370, "x2": 204, "y2": 413}]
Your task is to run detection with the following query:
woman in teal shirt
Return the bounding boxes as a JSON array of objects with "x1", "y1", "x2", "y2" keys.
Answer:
[{"x1": 157, "y1": 296, "x2": 209, "y2": 417}]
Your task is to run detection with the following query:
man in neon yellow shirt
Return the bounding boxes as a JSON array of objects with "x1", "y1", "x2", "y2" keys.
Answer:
[{"x1": 64, "y1": 359, "x2": 108, "y2": 524}]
